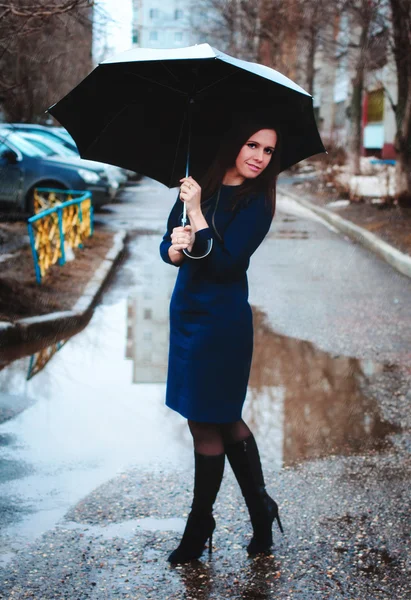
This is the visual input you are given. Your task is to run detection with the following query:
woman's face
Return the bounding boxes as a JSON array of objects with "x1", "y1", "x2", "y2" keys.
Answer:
[{"x1": 233, "y1": 129, "x2": 277, "y2": 182}]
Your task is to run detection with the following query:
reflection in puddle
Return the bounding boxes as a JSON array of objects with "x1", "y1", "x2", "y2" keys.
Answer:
[
  {"x1": 248, "y1": 309, "x2": 400, "y2": 466},
  {"x1": 126, "y1": 270, "x2": 174, "y2": 383},
  {"x1": 1, "y1": 272, "x2": 400, "y2": 470},
  {"x1": 27, "y1": 339, "x2": 68, "y2": 380},
  {"x1": 124, "y1": 280, "x2": 399, "y2": 467}
]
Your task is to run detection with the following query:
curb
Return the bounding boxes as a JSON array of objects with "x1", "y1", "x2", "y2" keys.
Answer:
[
  {"x1": 0, "y1": 230, "x2": 127, "y2": 350},
  {"x1": 278, "y1": 186, "x2": 411, "y2": 281}
]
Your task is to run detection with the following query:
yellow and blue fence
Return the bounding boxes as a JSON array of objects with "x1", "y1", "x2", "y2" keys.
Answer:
[{"x1": 27, "y1": 188, "x2": 94, "y2": 284}]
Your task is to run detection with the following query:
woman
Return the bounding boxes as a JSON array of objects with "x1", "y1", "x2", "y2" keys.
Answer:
[{"x1": 159, "y1": 119, "x2": 284, "y2": 565}]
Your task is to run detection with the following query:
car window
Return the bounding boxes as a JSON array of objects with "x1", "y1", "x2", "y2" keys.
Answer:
[
  {"x1": 54, "y1": 129, "x2": 74, "y2": 143},
  {"x1": 0, "y1": 140, "x2": 10, "y2": 154},
  {"x1": 0, "y1": 131, "x2": 45, "y2": 157},
  {"x1": 46, "y1": 141, "x2": 77, "y2": 157},
  {"x1": 25, "y1": 137, "x2": 55, "y2": 156},
  {"x1": 25, "y1": 134, "x2": 78, "y2": 158},
  {"x1": 33, "y1": 130, "x2": 73, "y2": 148}
]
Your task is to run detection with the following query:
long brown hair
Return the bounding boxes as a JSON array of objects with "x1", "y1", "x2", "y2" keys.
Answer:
[{"x1": 199, "y1": 117, "x2": 282, "y2": 216}]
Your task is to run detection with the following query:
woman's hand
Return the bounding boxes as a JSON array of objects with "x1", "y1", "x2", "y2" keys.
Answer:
[
  {"x1": 179, "y1": 176, "x2": 201, "y2": 216},
  {"x1": 171, "y1": 225, "x2": 195, "y2": 253}
]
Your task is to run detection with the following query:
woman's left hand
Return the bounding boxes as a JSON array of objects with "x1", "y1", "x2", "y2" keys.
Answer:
[{"x1": 179, "y1": 176, "x2": 201, "y2": 216}]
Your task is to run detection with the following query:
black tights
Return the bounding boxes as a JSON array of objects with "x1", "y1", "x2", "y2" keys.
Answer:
[{"x1": 188, "y1": 419, "x2": 252, "y2": 456}]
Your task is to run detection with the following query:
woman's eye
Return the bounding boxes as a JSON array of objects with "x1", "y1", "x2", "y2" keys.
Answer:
[
  {"x1": 265, "y1": 149, "x2": 272, "y2": 154},
  {"x1": 247, "y1": 143, "x2": 256, "y2": 148}
]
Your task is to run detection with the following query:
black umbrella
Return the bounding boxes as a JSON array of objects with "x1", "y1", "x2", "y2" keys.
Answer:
[{"x1": 48, "y1": 43, "x2": 326, "y2": 223}]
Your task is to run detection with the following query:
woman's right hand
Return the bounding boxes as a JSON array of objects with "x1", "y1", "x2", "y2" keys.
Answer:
[{"x1": 171, "y1": 225, "x2": 195, "y2": 252}]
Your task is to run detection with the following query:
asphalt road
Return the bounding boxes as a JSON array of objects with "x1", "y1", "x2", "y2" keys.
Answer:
[{"x1": 0, "y1": 178, "x2": 410, "y2": 599}]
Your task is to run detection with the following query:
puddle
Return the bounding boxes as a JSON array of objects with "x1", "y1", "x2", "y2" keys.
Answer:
[
  {"x1": 247, "y1": 308, "x2": 400, "y2": 466},
  {"x1": 267, "y1": 229, "x2": 309, "y2": 239},
  {"x1": 0, "y1": 280, "x2": 399, "y2": 470},
  {"x1": 0, "y1": 227, "x2": 401, "y2": 554},
  {"x1": 63, "y1": 517, "x2": 185, "y2": 539}
]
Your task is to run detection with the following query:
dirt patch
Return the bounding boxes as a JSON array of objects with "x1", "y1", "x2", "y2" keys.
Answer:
[
  {"x1": 0, "y1": 224, "x2": 115, "y2": 323},
  {"x1": 288, "y1": 178, "x2": 411, "y2": 257}
]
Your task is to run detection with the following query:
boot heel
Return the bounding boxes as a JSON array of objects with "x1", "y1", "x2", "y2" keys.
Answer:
[
  {"x1": 208, "y1": 533, "x2": 213, "y2": 555},
  {"x1": 275, "y1": 513, "x2": 284, "y2": 535}
]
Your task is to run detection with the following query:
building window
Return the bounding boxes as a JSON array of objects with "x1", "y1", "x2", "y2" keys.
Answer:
[
  {"x1": 175, "y1": 9, "x2": 183, "y2": 19},
  {"x1": 149, "y1": 30, "x2": 158, "y2": 41},
  {"x1": 144, "y1": 309, "x2": 152, "y2": 320},
  {"x1": 132, "y1": 29, "x2": 139, "y2": 45},
  {"x1": 150, "y1": 8, "x2": 159, "y2": 19},
  {"x1": 175, "y1": 31, "x2": 183, "y2": 42},
  {"x1": 143, "y1": 330, "x2": 152, "y2": 341}
]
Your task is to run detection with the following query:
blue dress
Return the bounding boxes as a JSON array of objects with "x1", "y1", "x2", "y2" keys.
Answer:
[{"x1": 159, "y1": 184, "x2": 274, "y2": 423}]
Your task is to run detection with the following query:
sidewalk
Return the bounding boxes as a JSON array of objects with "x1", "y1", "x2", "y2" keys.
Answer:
[
  {"x1": 278, "y1": 177, "x2": 411, "y2": 280},
  {"x1": 0, "y1": 221, "x2": 126, "y2": 348}
]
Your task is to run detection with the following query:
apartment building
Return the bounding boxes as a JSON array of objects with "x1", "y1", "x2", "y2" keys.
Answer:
[{"x1": 132, "y1": 0, "x2": 203, "y2": 49}]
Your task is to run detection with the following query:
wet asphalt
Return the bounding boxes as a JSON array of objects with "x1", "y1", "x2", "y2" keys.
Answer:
[{"x1": 0, "y1": 178, "x2": 410, "y2": 599}]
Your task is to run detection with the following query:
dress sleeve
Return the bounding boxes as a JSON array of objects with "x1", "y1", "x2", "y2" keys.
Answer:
[
  {"x1": 184, "y1": 193, "x2": 274, "y2": 280},
  {"x1": 159, "y1": 194, "x2": 182, "y2": 266}
]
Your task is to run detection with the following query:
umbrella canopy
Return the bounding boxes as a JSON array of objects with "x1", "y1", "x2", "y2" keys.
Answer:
[{"x1": 48, "y1": 44, "x2": 326, "y2": 189}]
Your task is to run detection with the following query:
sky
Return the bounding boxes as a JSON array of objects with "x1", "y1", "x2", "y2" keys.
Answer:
[{"x1": 93, "y1": 0, "x2": 133, "y2": 64}]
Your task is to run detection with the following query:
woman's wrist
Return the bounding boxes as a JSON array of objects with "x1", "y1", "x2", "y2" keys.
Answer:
[
  {"x1": 188, "y1": 209, "x2": 209, "y2": 233},
  {"x1": 168, "y1": 245, "x2": 185, "y2": 265}
]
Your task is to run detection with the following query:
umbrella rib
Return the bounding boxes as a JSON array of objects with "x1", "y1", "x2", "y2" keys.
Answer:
[
  {"x1": 126, "y1": 70, "x2": 186, "y2": 96},
  {"x1": 159, "y1": 61, "x2": 182, "y2": 83},
  {"x1": 196, "y1": 71, "x2": 238, "y2": 96},
  {"x1": 168, "y1": 109, "x2": 187, "y2": 188}
]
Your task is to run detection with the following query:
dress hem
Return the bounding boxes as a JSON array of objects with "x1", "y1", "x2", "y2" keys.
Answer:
[{"x1": 165, "y1": 402, "x2": 243, "y2": 424}]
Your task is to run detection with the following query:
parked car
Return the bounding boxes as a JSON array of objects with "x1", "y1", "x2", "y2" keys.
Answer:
[
  {"x1": 52, "y1": 127, "x2": 134, "y2": 182},
  {"x1": 1, "y1": 123, "x2": 78, "y2": 152},
  {"x1": 2, "y1": 123, "x2": 129, "y2": 185},
  {"x1": 17, "y1": 132, "x2": 119, "y2": 200},
  {"x1": 0, "y1": 130, "x2": 111, "y2": 213}
]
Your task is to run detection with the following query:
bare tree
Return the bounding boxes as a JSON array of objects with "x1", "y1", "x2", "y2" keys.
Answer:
[
  {"x1": 191, "y1": 0, "x2": 265, "y2": 60},
  {"x1": 0, "y1": 0, "x2": 95, "y2": 122},
  {"x1": 193, "y1": 0, "x2": 308, "y2": 79},
  {"x1": 389, "y1": 0, "x2": 411, "y2": 201},
  {"x1": 334, "y1": 0, "x2": 386, "y2": 175},
  {"x1": 298, "y1": 0, "x2": 337, "y2": 95}
]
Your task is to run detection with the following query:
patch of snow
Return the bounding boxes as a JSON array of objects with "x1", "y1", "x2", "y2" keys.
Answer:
[
  {"x1": 326, "y1": 200, "x2": 350, "y2": 209},
  {"x1": 64, "y1": 243, "x2": 75, "y2": 262},
  {"x1": 337, "y1": 171, "x2": 395, "y2": 198}
]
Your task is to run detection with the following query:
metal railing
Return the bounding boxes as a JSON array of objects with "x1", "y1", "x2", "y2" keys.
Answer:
[{"x1": 27, "y1": 188, "x2": 94, "y2": 283}]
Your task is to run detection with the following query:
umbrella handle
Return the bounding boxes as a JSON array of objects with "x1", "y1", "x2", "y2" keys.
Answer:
[
  {"x1": 181, "y1": 202, "x2": 187, "y2": 227},
  {"x1": 181, "y1": 97, "x2": 195, "y2": 228},
  {"x1": 182, "y1": 238, "x2": 213, "y2": 259}
]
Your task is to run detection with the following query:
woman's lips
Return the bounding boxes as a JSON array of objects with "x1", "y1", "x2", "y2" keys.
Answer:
[{"x1": 247, "y1": 163, "x2": 261, "y2": 172}]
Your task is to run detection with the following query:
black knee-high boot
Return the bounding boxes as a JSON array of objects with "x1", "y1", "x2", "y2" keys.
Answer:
[
  {"x1": 168, "y1": 451, "x2": 225, "y2": 564},
  {"x1": 225, "y1": 434, "x2": 283, "y2": 555}
]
